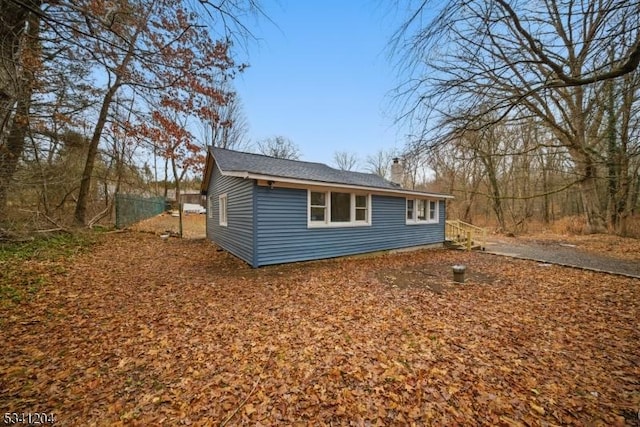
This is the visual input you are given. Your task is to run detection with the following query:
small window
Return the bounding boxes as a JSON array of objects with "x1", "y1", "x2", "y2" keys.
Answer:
[
  {"x1": 355, "y1": 195, "x2": 367, "y2": 221},
  {"x1": 310, "y1": 191, "x2": 326, "y2": 222},
  {"x1": 417, "y1": 200, "x2": 427, "y2": 221},
  {"x1": 331, "y1": 192, "x2": 351, "y2": 222},
  {"x1": 406, "y1": 199, "x2": 414, "y2": 220},
  {"x1": 429, "y1": 200, "x2": 437, "y2": 221},
  {"x1": 208, "y1": 195, "x2": 215, "y2": 219},
  {"x1": 219, "y1": 194, "x2": 227, "y2": 226}
]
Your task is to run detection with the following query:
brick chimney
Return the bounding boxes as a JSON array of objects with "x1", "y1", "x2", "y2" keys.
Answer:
[{"x1": 390, "y1": 157, "x2": 403, "y2": 186}]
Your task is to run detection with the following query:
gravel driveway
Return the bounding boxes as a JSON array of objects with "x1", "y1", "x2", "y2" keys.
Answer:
[{"x1": 484, "y1": 237, "x2": 640, "y2": 278}]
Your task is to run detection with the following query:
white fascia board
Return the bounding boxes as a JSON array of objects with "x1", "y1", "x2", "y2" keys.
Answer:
[{"x1": 219, "y1": 169, "x2": 455, "y2": 199}]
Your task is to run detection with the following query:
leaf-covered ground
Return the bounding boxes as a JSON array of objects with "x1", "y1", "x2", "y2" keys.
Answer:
[
  {"x1": 1, "y1": 232, "x2": 639, "y2": 426},
  {"x1": 130, "y1": 212, "x2": 206, "y2": 239},
  {"x1": 519, "y1": 233, "x2": 640, "y2": 262}
]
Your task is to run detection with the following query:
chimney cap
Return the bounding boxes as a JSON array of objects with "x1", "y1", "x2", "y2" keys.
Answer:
[{"x1": 392, "y1": 157, "x2": 400, "y2": 163}]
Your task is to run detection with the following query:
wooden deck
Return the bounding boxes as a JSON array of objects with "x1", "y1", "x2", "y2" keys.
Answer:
[{"x1": 445, "y1": 219, "x2": 486, "y2": 250}]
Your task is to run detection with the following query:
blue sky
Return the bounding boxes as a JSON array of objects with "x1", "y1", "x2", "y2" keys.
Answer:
[{"x1": 236, "y1": 0, "x2": 408, "y2": 169}]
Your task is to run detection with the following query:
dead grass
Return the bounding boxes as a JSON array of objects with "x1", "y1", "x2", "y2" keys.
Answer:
[
  {"x1": 518, "y1": 232, "x2": 640, "y2": 262},
  {"x1": 513, "y1": 215, "x2": 640, "y2": 261},
  {"x1": 470, "y1": 214, "x2": 640, "y2": 238}
]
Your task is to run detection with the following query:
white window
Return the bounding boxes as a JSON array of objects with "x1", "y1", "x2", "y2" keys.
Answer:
[
  {"x1": 310, "y1": 191, "x2": 326, "y2": 221},
  {"x1": 208, "y1": 195, "x2": 215, "y2": 219},
  {"x1": 355, "y1": 195, "x2": 368, "y2": 222},
  {"x1": 308, "y1": 190, "x2": 371, "y2": 227},
  {"x1": 406, "y1": 199, "x2": 414, "y2": 220},
  {"x1": 406, "y1": 198, "x2": 438, "y2": 224},
  {"x1": 417, "y1": 200, "x2": 427, "y2": 221},
  {"x1": 429, "y1": 200, "x2": 437, "y2": 221},
  {"x1": 219, "y1": 193, "x2": 228, "y2": 226}
]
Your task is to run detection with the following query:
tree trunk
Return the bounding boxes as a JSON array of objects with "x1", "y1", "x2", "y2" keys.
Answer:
[
  {"x1": 462, "y1": 170, "x2": 481, "y2": 223},
  {"x1": 73, "y1": 82, "x2": 120, "y2": 225},
  {"x1": 0, "y1": 0, "x2": 31, "y2": 136},
  {"x1": 631, "y1": 175, "x2": 640, "y2": 215},
  {"x1": 73, "y1": 24, "x2": 142, "y2": 225},
  {"x1": 478, "y1": 151, "x2": 506, "y2": 231},
  {"x1": 163, "y1": 157, "x2": 169, "y2": 199},
  {"x1": 171, "y1": 154, "x2": 181, "y2": 209},
  {"x1": 0, "y1": 7, "x2": 39, "y2": 222},
  {"x1": 0, "y1": 95, "x2": 29, "y2": 222},
  {"x1": 576, "y1": 159, "x2": 607, "y2": 234},
  {"x1": 564, "y1": 80, "x2": 608, "y2": 234},
  {"x1": 541, "y1": 159, "x2": 550, "y2": 223}
]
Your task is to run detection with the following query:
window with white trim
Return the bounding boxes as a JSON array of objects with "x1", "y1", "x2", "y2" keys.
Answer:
[
  {"x1": 417, "y1": 200, "x2": 427, "y2": 221},
  {"x1": 406, "y1": 198, "x2": 438, "y2": 224},
  {"x1": 208, "y1": 195, "x2": 215, "y2": 219},
  {"x1": 355, "y1": 195, "x2": 368, "y2": 221},
  {"x1": 219, "y1": 193, "x2": 228, "y2": 226},
  {"x1": 429, "y1": 200, "x2": 437, "y2": 221},
  {"x1": 310, "y1": 191, "x2": 326, "y2": 221},
  {"x1": 308, "y1": 190, "x2": 371, "y2": 227},
  {"x1": 406, "y1": 199, "x2": 414, "y2": 220}
]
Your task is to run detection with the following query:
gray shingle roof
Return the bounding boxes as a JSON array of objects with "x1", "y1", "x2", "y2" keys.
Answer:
[
  {"x1": 209, "y1": 147, "x2": 452, "y2": 198},
  {"x1": 212, "y1": 147, "x2": 402, "y2": 190}
]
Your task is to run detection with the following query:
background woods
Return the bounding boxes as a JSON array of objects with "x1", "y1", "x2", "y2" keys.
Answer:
[
  {"x1": 0, "y1": 0, "x2": 260, "y2": 231},
  {"x1": 0, "y1": 0, "x2": 639, "y2": 237},
  {"x1": 390, "y1": 0, "x2": 640, "y2": 236}
]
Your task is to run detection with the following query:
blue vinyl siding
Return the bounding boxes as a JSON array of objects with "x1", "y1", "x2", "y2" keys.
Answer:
[
  {"x1": 206, "y1": 165, "x2": 255, "y2": 265},
  {"x1": 254, "y1": 187, "x2": 445, "y2": 267}
]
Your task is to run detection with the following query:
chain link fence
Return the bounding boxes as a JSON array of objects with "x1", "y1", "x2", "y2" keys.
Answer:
[{"x1": 115, "y1": 194, "x2": 166, "y2": 229}]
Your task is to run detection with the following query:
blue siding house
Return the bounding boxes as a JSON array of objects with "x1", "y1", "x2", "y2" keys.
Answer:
[{"x1": 201, "y1": 147, "x2": 453, "y2": 267}]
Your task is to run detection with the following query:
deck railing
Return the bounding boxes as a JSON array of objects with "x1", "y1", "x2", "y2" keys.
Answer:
[{"x1": 445, "y1": 220, "x2": 486, "y2": 250}]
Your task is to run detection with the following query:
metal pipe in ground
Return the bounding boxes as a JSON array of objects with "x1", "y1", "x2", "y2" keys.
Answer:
[{"x1": 453, "y1": 265, "x2": 466, "y2": 283}]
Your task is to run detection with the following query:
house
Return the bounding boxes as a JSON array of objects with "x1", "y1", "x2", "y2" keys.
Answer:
[{"x1": 200, "y1": 147, "x2": 453, "y2": 267}]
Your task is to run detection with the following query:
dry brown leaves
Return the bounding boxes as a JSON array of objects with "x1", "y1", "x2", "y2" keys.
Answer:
[
  {"x1": 1, "y1": 232, "x2": 639, "y2": 426},
  {"x1": 520, "y1": 233, "x2": 640, "y2": 262},
  {"x1": 130, "y1": 213, "x2": 206, "y2": 239}
]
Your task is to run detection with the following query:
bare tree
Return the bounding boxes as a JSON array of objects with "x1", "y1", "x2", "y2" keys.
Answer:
[
  {"x1": 333, "y1": 151, "x2": 358, "y2": 171},
  {"x1": 255, "y1": 136, "x2": 301, "y2": 160},
  {"x1": 391, "y1": 0, "x2": 640, "y2": 233},
  {"x1": 0, "y1": 0, "x2": 266, "y2": 227},
  {"x1": 201, "y1": 90, "x2": 249, "y2": 150},
  {"x1": 0, "y1": 1, "x2": 41, "y2": 223},
  {"x1": 0, "y1": 0, "x2": 39, "y2": 137},
  {"x1": 365, "y1": 149, "x2": 393, "y2": 178},
  {"x1": 602, "y1": 68, "x2": 640, "y2": 234}
]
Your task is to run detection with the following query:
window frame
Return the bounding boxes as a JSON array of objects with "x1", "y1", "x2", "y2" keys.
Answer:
[
  {"x1": 406, "y1": 199, "x2": 414, "y2": 221},
  {"x1": 308, "y1": 190, "x2": 371, "y2": 228},
  {"x1": 406, "y1": 198, "x2": 438, "y2": 225},
  {"x1": 208, "y1": 195, "x2": 215, "y2": 219},
  {"x1": 219, "y1": 193, "x2": 228, "y2": 226},
  {"x1": 428, "y1": 200, "x2": 437, "y2": 222},
  {"x1": 355, "y1": 194, "x2": 368, "y2": 222},
  {"x1": 417, "y1": 199, "x2": 427, "y2": 221},
  {"x1": 309, "y1": 191, "x2": 327, "y2": 222}
]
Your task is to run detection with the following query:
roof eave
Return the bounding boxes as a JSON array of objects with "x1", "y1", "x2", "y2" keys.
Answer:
[
  {"x1": 221, "y1": 170, "x2": 454, "y2": 199},
  {"x1": 200, "y1": 152, "x2": 214, "y2": 194}
]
